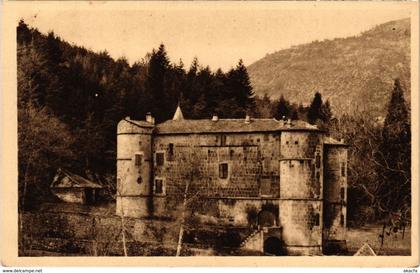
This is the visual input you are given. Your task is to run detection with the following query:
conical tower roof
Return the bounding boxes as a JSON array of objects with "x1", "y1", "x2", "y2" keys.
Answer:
[{"x1": 172, "y1": 105, "x2": 184, "y2": 121}]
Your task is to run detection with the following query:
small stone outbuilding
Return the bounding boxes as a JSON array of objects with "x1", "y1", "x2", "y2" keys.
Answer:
[{"x1": 50, "y1": 168, "x2": 104, "y2": 204}]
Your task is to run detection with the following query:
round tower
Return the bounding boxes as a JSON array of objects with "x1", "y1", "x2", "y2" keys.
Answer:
[
  {"x1": 279, "y1": 129, "x2": 324, "y2": 255},
  {"x1": 322, "y1": 140, "x2": 348, "y2": 254},
  {"x1": 116, "y1": 116, "x2": 154, "y2": 218}
]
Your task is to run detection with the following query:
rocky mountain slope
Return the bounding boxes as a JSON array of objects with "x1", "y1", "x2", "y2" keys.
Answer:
[{"x1": 247, "y1": 18, "x2": 411, "y2": 116}]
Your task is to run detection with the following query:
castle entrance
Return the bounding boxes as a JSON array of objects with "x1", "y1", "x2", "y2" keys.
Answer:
[
  {"x1": 263, "y1": 237, "x2": 284, "y2": 256},
  {"x1": 258, "y1": 210, "x2": 276, "y2": 227}
]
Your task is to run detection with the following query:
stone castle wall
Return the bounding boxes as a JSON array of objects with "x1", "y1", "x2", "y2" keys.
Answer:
[
  {"x1": 116, "y1": 117, "x2": 347, "y2": 255},
  {"x1": 323, "y1": 145, "x2": 348, "y2": 242}
]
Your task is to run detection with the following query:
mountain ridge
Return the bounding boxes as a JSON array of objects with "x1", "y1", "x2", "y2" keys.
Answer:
[{"x1": 247, "y1": 18, "x2": 411, "y2": 117}]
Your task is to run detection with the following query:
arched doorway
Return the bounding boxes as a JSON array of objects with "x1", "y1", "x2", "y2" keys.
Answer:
[
  {"x1": 263, "y1": 237, "x2": 285, "y2": 256},
  {"x1": 258, "y1": 210, "x2": 276, "y2": 227}
]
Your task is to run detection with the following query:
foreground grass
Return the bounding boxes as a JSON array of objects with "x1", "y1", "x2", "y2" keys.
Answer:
[{"x1": 346, "y1": 224, "x2": 411, "y2": 255}]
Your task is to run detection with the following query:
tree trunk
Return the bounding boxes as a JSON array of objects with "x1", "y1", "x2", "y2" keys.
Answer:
[
  {"x1": 19, "y1": 156, "x2": 32, "y2": 255},
  {"x1": 176, "y1": 180, "x2": 189, "y2": 256},
  {"x1": 120, "y1": 208, "x2": 128, "y2": 256},
  {"x1": 380, "y1": 223, "x2": 386, "y2": 247}
]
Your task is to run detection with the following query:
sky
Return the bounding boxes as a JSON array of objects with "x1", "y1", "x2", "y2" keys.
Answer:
[{"x1": 18, "y1": 2, "x2": 412, "y2": 71}]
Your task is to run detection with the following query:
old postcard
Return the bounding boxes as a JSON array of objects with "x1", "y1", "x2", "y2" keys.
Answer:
[{"x1": 1, "y1": 0, "x2": 419, "y2": 267}]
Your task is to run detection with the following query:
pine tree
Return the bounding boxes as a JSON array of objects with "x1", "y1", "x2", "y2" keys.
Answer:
[
  {"x1": 376, "y1": 79, "x2": 411, "y2": 218},
  {"x1": 147, "y1": 44, "x2": 170, "y2": 123},
  {"x1": 224, "y1": 59, "x2": 256, "y2": 117},
  {"x1": 291, "y1": 110, "x2": 299, "y2": 120},
  {"x1": 321, "y1": 100, "x2": 332, "y2": 122},
  {"x1": 275, "y1": 95, "x2": 290, "y2": 120},
  {"x1": 307, "y1": 92, "x2": 323, "y2": 124}
]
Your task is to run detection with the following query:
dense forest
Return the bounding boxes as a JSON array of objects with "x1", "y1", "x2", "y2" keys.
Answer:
[{"x1": 17, "y1": 20, "x2": 411, "y2": 233}]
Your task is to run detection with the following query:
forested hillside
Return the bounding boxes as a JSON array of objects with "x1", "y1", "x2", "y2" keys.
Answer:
[
  {"x1": 17, "y1": 19, "x2": 411, "y2": 233},
  {"x1": 17, "y1": 20, "x2": 256, "y2": 206},
  {"x1": 247, "y1": 18, "x2": 410, "y2": 117}
]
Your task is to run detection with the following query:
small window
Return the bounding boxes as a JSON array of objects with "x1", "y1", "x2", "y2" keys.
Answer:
[
  {"x1": 286, "y1": 141, "x2": 289, "y2": 144},
  {"x1": 341, "y1": 162, "x2": 346, "y2": 177},
  {"x1": 314, "y1": 213, "x2": 320, "y2": 226},
  {"x1": 315, "y1": 154, "x2": 321, "y2": 169},
  {"x1": 168, "y1": 143, "x2": 174, "y2": 161},
  {"x1": 135, "y1": 153, "x2": 143, "y2": 167},
  {"x1": 295, "y1": 141, "x2": 299, "y2": 145},
  {"x1": 230, "y1": 150, "x2": 234, "y2": 158},
  {"x1": 137, "y1": 177, "x2": 142, "y2": 184},
  {"x1": 340, "y1": 187, "x2": 345, "y2": 200},
  {"x1": 257, "y1": 138, "x2": 260, "y2": 143},
  {"x1": 219, "y1": 163, "x2": 229, "y2": 179},
  {"x1": 154, "y1": 179, "x2": 165, "y2": 195},
  {"x1": 340, "y1": 214, "x2": 345, "y2": 226},
  {"x1": 221, "y1": 135, "x2": 227, "y2": 146},
  {"x1": 260, "y1": 178, "x2": 272, "y2": 196},
  {"x1": 156, "y1": 152, "x2": 165, "y2": 166},
  {"x1": 316, "y1": 171, "x2": 320, "y2": 183}
]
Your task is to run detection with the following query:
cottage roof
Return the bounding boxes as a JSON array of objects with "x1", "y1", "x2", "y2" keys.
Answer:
[
  {"x1": 324, "y1": 136, "x2": 348, "y2": 146},
  {"x1": 50, "y1": 168, "x2": 104, "y2": 189},
  {"x1": 354, "y1": 243, "x2": 377, "y2": 256},
  {"x1": 155, "y1": 118, "x2": 319, "y2": 134}
]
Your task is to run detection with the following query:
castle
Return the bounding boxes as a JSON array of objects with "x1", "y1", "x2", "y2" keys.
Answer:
[{"x1": 116, "y1": 106, "x2": 348, "y2": 255}]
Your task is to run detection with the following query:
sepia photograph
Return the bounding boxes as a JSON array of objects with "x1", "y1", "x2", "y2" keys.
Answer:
[{"x1": 1, "y1": 0, "x2": 419, "y2": 267}]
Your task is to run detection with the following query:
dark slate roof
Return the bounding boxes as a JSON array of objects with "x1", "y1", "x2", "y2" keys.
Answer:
[
  {"x1": 50, "y1": 169, "x2": 104, "y2": 189},
  {"x1": 123, "y1": 118, "x2": 154, "y2": 128},
  {"x1": 155, "y1": 118, "x2": 319, "y2": 134}
]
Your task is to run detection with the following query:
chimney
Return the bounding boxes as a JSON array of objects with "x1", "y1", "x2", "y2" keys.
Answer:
[
  {"x1": 245, "y1": 114, "x2": 251, "y2": 124},
  {"x1": 146, "y1": 112, "x2": 154, "y2": 124},
  {"x1": 212, "y1": 114, "x2": 219, "y2": 122}
]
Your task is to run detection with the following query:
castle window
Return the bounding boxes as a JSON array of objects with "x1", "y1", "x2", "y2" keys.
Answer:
[
  {"x1": 154, "y1": 178, "x2": 165, "y2": 195},
  {"x1": 155, "y1": 152, "x2": 165, "y2": 166},
  {"x1": 340, "y1": 187, "x2": 345, "y2": 200},
  {"x1": 134, "y1": 153, "x2": 143, "y2": 167},
  {"x1": 168, "y1": 143, "x2": 174, "y2": 161},
  {"x1": 220, "y1": 135, "x2": 227, "y2": 146},
  {"x1": 260, "y1": 178, "x2": 272, "y2": 196},
  {"x1": 341, "y1": 162, "x2": 346, "y2": 177},
  {"x1": 295, "y1": 140, "x2": 299, "y2": 145},
  {"x1": 230, "y1": 149, "x2": 234, "y2": 158},
  {"x1": 315, "y1": 154, "x2": 321, "y2": 169},
  {"x1": 219, "y1": 163, "x2": 229, "y2": 179},
  {"x1": 137, "y1": 177, "x2": 142, "y2": 184},
  {"x1": 340, "y1": 214, "x2": 345, "y2": 226},
  {"x1": 314, "y1": 213, "x2": 320, "y2": 226}
]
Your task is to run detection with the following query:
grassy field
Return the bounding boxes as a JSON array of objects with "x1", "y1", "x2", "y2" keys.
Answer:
[{"x1": 346, "y1": 225, "x2": 411, "y2": 255}]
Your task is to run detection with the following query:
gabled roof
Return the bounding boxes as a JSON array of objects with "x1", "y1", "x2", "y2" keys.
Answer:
[
  {"x1": 50, "y1": 168, "x2": 103, "y2": 189},
  {"x1": 354, "y1": 243, "x2": 377, "y2": 256},
  {"x1": 155, "y1": 118, "x2": 319, "y2": 134}
]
